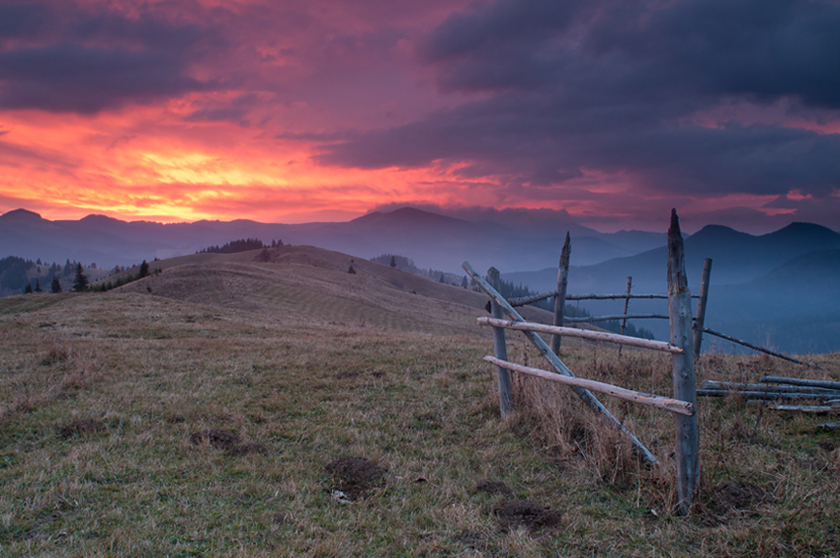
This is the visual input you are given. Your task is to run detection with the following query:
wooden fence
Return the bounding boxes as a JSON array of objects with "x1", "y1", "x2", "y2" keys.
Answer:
[{"x1": 464, "y1": 209, "x2": 698, "y2": 515}]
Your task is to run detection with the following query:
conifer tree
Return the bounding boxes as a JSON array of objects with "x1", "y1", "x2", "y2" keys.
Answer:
[
  {"x1": 24, "y1": 283, "x2": 32, "y2": 294},
  {"x1": 51, "y1": 276, "x2": 62, "y2": 293},
  {"x1": 73, "y1": 264, "x2": 89, "y2": 292},
  {"x1": 139, "y1": 260, "x2": 150, "y2": 278},
  {"x1": 390, "y1": 256, "x2": 396, "y2": 268},
  {"x1": 35, "y1": 278, "x2": 42, "y2": 293}
]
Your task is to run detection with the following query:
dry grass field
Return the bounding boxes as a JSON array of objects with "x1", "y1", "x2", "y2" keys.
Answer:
[{"x1": 1, "y1": 245, "x2": 839, "y2": 557}]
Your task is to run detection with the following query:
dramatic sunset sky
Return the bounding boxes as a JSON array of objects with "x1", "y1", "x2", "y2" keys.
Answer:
[{"x1": 1, "y1": 0, "x2": 839, "y2": 232}]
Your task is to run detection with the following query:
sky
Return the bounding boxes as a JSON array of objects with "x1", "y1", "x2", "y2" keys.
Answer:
[{"x1": 1, "y1": 0, "x2": 839, "y2": 233}]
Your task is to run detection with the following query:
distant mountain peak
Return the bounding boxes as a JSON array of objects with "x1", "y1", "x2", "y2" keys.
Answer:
[
  {"x1": 774, "y1": 221, "x2": 836, "y2": 235},
  {"x1": 353, "y1": 207, "x2": 469, "y2": 226},
  {"x1": 79, "y1": 214, "x2": 120, "y2": 224},
  {"x1": 765, "y1": 221, "x2": 840, "y2": 244},
  {"x1": 689, "y1": 223, "x2": 752, "y2": 241},
  {"x1": 0, "y1": 208, "x2": 43, "y2": 222}
]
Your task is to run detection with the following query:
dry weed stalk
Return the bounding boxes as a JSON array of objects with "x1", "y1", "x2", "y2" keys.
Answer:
[{"x1": 508, "y1": 350, "x2": 683, "y2": 509}]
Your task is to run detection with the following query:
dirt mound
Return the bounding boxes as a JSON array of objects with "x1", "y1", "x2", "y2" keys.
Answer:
[
  {"x1": 228, "y1": 443, "x2": 269, "y2": 456},
  {"x1": 492, "y1": 499, "x2": 561, "y2": 532},
  {"x1": 57, "y1": 419, "x2": 105, "y2": 438},
  {"x1": 713, "y1": 481, "x2": 772, "y2": 511},
  {"x1": 325, "y1": 456, "x2": 387, "y2": 500},
  {"x1": 474, "y1": 480, "x2": 514, "y2": 497},
  {"x1": 189, "y1": 429, "x2": 240, "y2": 450}
]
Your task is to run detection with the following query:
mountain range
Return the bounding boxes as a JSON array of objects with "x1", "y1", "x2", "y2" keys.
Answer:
[
  {"x1": 3, "y1": 206, "x2": 839, "y2": 354},
  {"x1": 506, "y1": 222, "x2": 840, "y2": 354},
  {"x1": 0, "y1": 207, "x2": 663, "y2": 273}
]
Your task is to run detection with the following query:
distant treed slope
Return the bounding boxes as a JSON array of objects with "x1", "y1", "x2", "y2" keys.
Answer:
[
  {"x1": 506, "y1": 236, "x2": 840, "y2": 354},
  {"x1": 0, "y1": 256, "x2": 88, "y2": 297},
  {"x1": 370, "y1": 253, "x2": 655, "y2": 340},
  {"x1": 704, "y1": 249, "x2": 840, "y2": 354},
  {"x1": 0, "y1": 256, "x2": 33, "y2": 296}
]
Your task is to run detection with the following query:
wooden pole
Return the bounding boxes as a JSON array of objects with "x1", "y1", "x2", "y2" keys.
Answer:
[
  {"x1": 693, "y1": 258, "x2": 712, "y2": 360},
  {"x1": 702, "y1": 328, "x2": 817, "y2": 368},
  {"x1": 703, "y1": 380, "x2": 840, "y2": 396},
  {"x1": 761, "y1": 376, "x2": 840, "y2": 390},
  {"x1": 487, "y1": 268, "x2": 513, "y2": 417},
  {"x1": 563, "y1": 314, "x2": 670, "y2": 322},
  {"x1": 477, "y1": 317, "x2": 685, "y2": 354},
  {"x1": 463, "y1": 261, "x2": 659, "y2": 465},
  {"x1": 551, "y1": 232, "x2": 571, "y2": 355},
  {"x1": 566, "y1": 294, "x2": 700, "y2": 300},
  {"x1": 509, "y1": 291, "x2": 557, "y2": 307},
  {"x1": 667, "y1": 209, "x2": 698, "y2": 516},
  {"x1": 698, "y1": 389, "x2": 840, "y2": 401},
  {"x1": 484, "y1": 356, "x2": 694, "y2": 416},
  {"x1": 618, "y1": 276, "x2": 632, "y2": 359}
]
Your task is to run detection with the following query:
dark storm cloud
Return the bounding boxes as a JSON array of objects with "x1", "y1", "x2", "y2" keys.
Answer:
[
  {"x1": 0, "y1": 4, "x2": 46, "y2": 38},
  {"x1": 0, "y1": 2, "x2": 216, "y2": 114},
  {"x1": 0, "y1": 44, "x2": 209, "y2": 114},
  {"x1": 317, "y1": 0, "x2": 840, "y2": 199},
  {"x1": 184, "y1": 94, "x2": 260, "y2": 126}
]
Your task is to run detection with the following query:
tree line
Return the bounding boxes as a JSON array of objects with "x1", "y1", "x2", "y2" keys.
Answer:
[
  {"x1": 0, "y1": 256, "x2": 88, "y2": 297},
  {"x1": 4, "y1": 236, "x2": 282, "y2": 298},
  {"x1": 198, "y1": 238, "x2": 282, "y2": 255}
]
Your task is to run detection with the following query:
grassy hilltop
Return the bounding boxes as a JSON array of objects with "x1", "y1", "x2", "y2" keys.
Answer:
[{"x1": 1, "y1": 245, "x2": 839, "y2": 557}]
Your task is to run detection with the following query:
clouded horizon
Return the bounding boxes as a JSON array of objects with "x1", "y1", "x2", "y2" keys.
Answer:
[{"x1": 1, "y1": 0, "x2": 838, "y2": 233}]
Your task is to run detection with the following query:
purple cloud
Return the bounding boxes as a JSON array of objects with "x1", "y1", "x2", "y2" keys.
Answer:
[
  {"x1": 0, "y1": 2, "x2": 218, "y2": 114},
  {"x1": 316, "y1": 0, "x2": 840, "y2": 203}
]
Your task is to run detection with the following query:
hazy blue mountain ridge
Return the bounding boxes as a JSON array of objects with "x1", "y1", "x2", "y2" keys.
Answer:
[{"x1": 1, "y1": 206, "x2": 661, "y2": 273}]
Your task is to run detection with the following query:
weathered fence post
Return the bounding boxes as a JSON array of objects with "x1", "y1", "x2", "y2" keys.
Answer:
[
  {"x1": 487, "y1": 267, "x2": 513, "y2": 417},
  {"x1": 551, "y1": 232, "x2": 571, "y2": 355},
  {"x1": 693, "y1": 258, "x2": 712, "y2": 360},
  {"x1": 618, "y1": 276, "x2": 632, "y2": 359},
  {"x1": 667, "y1": 209, "x2": 698, "y2": 515}
]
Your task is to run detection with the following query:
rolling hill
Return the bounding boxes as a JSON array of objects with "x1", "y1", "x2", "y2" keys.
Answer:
[{"x1": 99, "y1": 243, "x2": 589, "y2": 343}]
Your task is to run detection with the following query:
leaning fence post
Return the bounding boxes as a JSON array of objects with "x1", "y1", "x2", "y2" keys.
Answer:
[
  {"x1": 693, "y1": 258, "x2": 712, "y2": 360},
  {"x1": 551, "y1": 232, "x2": 571, "y2": 355},
  {"x1": 618, "y1": 276, "x2": 632, "y2": 359},
  {"x1": 487, "y1": 267, "x2": 513, "y2": 417},
  {"x1": 667, "y1": 209, "x2": 698, "y2": 516}
]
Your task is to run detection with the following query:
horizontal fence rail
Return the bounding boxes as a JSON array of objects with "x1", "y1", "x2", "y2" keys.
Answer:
[
  {"x1": 703, "y1": 380, "x2": 840, "y2": 396},
  {"x1": 697, "y1": 390, "x2": 837, "y2": 401},
  {"x1": 508, "y1": 292, "x2": 557, "y2": 307},
  {"x1": 563, "y1": 314, "x2": 670, "y2": 323},
  {"x1": 702, "y1": 327, "x2": 817, "y2": 368},
  {"x1": 761, "y1": 376, "x2": 840, "y2": 390},
  {"x1": 508, "y1": 291, "x2": 701, "y2": 306},
  {"x1": 484, "y1": 356, "x2": 695, "y2": 416},
  {"x1": 477, "y1": 317, "x2": 684, "y2": 354}
]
